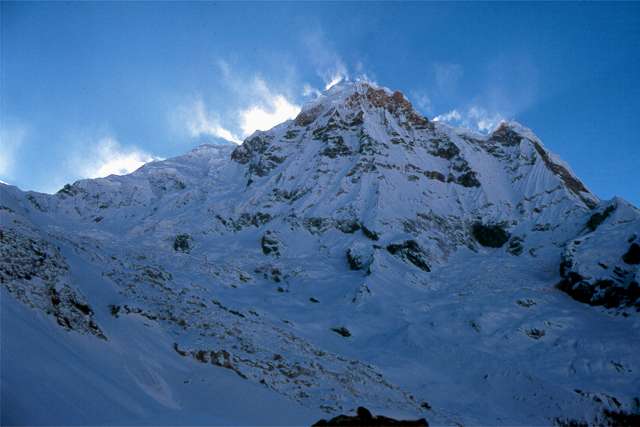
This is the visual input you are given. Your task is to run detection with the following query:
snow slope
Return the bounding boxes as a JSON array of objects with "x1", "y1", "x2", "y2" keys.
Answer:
[{"x1": 1, "y1": 81, "x2": 638, "y2": 426}]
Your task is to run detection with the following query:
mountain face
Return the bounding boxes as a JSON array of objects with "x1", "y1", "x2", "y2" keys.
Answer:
[{"x1": 1, "y1": 81, "x2": 639, "y2": 426}]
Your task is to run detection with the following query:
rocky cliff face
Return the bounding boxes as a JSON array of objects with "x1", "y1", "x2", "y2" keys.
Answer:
[{"x1": 1, "y1": 81, "x2": 638, "y2": 426}]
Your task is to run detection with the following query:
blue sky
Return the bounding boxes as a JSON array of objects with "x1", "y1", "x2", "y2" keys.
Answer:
[{"x1": 1, "y1": 2, "x2": 639, "y2": 205}]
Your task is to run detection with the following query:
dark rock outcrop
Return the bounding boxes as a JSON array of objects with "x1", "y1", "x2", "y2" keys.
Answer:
[
  {"x1": 386, "y1": 240, "x2": 430, "y2": 272},
  {"x1": 331, "y1": 327, "x2": 351, "y2": 337},
  {"x1": 558, "y1": 276, "x2": 640, "y2": 310},
  {"x1": 507, "y1": 236, "x2": 524, "y2": 256},
  {"x1": 173, "y1": 234, "x2": 191, "y2": 252},
  {"x1": 346, "y1": 243, "x2": 373, "y2": 273},
  {"x1": 586, "y1": 205, "x2": 615, "y2": 232},
  {"x1": 472, "y1": 223, "x2": 510, "y2": 248},
  {"x1": 488, "y1": 123, "x2": 523, "y2": 146},
  {"x1": 622, "y1": 243, "x2": 640, "y2": 265},
  {"x1": 261, "y1": 231, "x2": 280, "y2": 256},
  {"x1": 0, "y1": 228, "x2": 106, "y2": 339},
  {"x1": 312, "y1": 406, "x2": 428, "y2": 426}
]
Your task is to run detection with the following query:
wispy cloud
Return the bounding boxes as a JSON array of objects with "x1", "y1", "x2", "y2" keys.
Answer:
[
  {"x1": 433, "y1": 106, "x2": 503, "y2": 133},
  {"x1": 428, "y1": 56, "x2": 539, "y2": 133},
  {"x1": 302, "y1": 83, "x2": 322, "y2": 99},
  {"x1": 324, "y1": 73, "x2": 345, "y2": 91},
  {"x1": 177, "y1": 98, "x2": 241, "y2": 143},
  {"x1": 303, "y1": 29, "x2": 349, "y2": 90},
  {"x1": 0, "y1": 122, "x2": 27, "y2": 181},
  {"x1": 433, "y1": 110, "x2": 462, "y2": 123},
  {"x1": 410, "y1": 90, "x2": 433, "y2": 115},
  {"x1": 238, "y1": 77, "x2": 300, "y2": 136},
  {"x1": 175, "y1": 63, "x2": 301, "y2": 143},
  {"x1": 74, "y1": 137, "x2": 159, "y2": 179}
]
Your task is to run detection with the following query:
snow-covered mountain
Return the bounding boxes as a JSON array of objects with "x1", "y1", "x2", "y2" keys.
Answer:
[{"x1": 2, "y1": 81, "x2": 638, "y2": 426}]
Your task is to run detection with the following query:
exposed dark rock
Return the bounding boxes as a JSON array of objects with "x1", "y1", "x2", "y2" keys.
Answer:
[
  {"x1": 304, "y1": 217, "x2": 332, "y2": 234},
  {"x1": 26, "y1": 194, "x2": 47, "y2": 212},
  {"x1": 173, "y1": 234, "x2": 191, "y2": 252},
  {"x1": 283, "y1": 129, "x2": 299, "y2": 140},
  {"x1": 507, "y1": 236, "x2": 524, "y2": 256},
  {"x1": 488, "y1": 123, "x2": 522, "y2": 146},
  {"x1": 321, "y1": 136, "x2": 352, "y2": 159},
  {"x1": 601, "y1": 408, "x2": 640, "y2": 427},
  {"x1": 312, "y1": 406, "x2": 428, "y2": 426},
  {"x1": 553, "y1": 417, "x2": 588, "y2": 427},
  {"x1": 361, "y1": 225, "x2": 380, "y2": 241},
  {"x1": 558, "y1": 277, "x2": 640, "y2": 310},
  {"x1": 56, "y1": 183, "x2": 83, "y2": 198},
  {"x1": 231, "y1": 135, "x2": 269, "y2": 164},
  {"x1": 622, "y1": 243, "x2": 640, "y2": 265},
  {"x1": 420, "y1": 401, "x2": 431, "y2": 410},
  {"x1": 109, "y1": 304, "x2": 121, "y2": 317},
  {"x1": 295, "y1": 104, "x2": 324, "y2": 127},
  {"x1": 231, "y1": 133, "x2": 286, "y2": 178},
  {"x1": 558, "y1": 231, "x2": 640, "y2": 311},
  {"x1": 331, "y1": 327, "x2": 351, "y2": 337},
  {"x1": 423, "y1": 170, "x2": 446, "y2": 183},
  {"x1": 272, "y1": 187, "x2": 309, "y2": 203},
  {"x1": 516, "y1": 298, "x2": 536, "y2": 308},
  {"x1": 347, "y1": 249, "x2": 363, "y2": 271},
  {"x1": 174, "y1": 343, "x2": 248, "y2": 379},
  {"x1": 71, "y1": 299, "x2": 93, "y2": 316},
  {"x1": 455, "y1": 170, "x2": 481, "y2": 188},
  {"x1": 261, "y1": 231, "x2": 280, "y2": 256},
  {"x1": 430, "y1": 140, "x2": 460, "y2": 160},
  {"x1": 526, "y1": 328, "x2": 546, "y2": 339},
  {"x1": 0, "y1": 228, "x2": 106, "y2": 340},
  {"x1": 345, "y1": 86, "x2": 431, "y2": 130},
  {"x1": 555, "y1": 405, "x2": 640, "y2": 427},
  {"x1": 472, "y1": 223, "x2": 510, "y2": 248},
  {"x1": 586, "y1": 205, "x2": 615, "y2": 232},
  {"x1": 229, "y1": 212, "x2": 273, "y2": 231},
  {"x1": 349, "y1": 111, "x2": 364, "y2": 127},
  {"x1": 346, "y1": 245, "x2": 373, "y2": 273},
  {"x1": 255, "y1": 264, "x2": 283, "y2": 283},
  {"x1": 530, "y1": 140, "x2": 596, "y2": 208},
  {"x1": 386, "y1": 240, "x2": 430, "y2": 272},
  {"x1": 336, "y1": 219, "x2": 361, "y2": 234}
]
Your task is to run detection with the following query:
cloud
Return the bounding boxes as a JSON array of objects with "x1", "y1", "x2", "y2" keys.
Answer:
[
  {"x1": 303, "y1": 29, "x2": 349, "y2": 90},
  {"x1": 433, "y1": 106, "x2": 503, "y2": 133},
  {"x1": 0, "y1": 123, "x2": 27, "y2": 180},
  {"x1": 239, "y1": 77, "x2": 300, "y2": 136},
  {"x1": 302, "y1": 83, "x2": 322, "y2": 99},
  {"x1": 433, "y1": 110, "x2": 462, "y2": 123},
  {"x1": 483, "y1": 54, "x2": 540, "y2": 119},
  {"x1": 174, "y1": 63, "x2": 301, "y2": 143},
  {"x1": 466, "y1": 106, "x2": 504, "y2": 133},
  {"x1": 324, "y1": 73, "x2": 345, "y2": 90},
  {"x1": 178, "y1": 98, "x2": 241, "y2": 143},
  {"x1": 410, "y1": 91, "x2": 433, "y2": 115},
  {"x1": 77, "y1": 137, "x2": 159, "y2": 179},
  {"x1": 427, "y1": 56, "x2": 540, "y2": 134}
]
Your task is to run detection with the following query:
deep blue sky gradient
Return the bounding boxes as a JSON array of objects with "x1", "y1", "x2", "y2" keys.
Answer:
[{"x1": 1, "y1": 2, "x2": 638, "y2": 204}]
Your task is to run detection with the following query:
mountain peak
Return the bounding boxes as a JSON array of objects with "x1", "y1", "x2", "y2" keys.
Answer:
[
  {"x1": 294, "y1": 80, "x2": 429, "y2": 130},
  {"x1": 4, "y1": 77, "x2": 639, "y2": 427}
]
